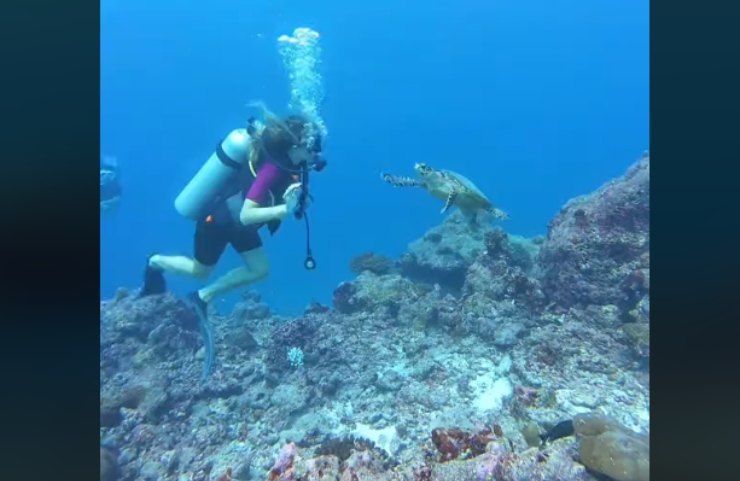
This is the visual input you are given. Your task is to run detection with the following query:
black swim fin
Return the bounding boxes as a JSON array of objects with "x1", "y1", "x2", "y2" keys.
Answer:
[{"x1": 139, "y1": 256, "x2": 166, "y2": 297}]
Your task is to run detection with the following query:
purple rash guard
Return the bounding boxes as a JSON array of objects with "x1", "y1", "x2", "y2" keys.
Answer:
[{"x1": 245, "y1": 162, "x2": 294, "y2": 206}]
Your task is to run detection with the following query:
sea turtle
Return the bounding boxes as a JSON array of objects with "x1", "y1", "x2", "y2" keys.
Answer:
[{"x1": 381, "y1": 162, "x2": 509, "y2": 221}]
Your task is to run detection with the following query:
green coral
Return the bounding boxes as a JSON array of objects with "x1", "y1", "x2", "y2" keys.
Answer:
[
  {"x1": 622, "y1": 322, "x2": 650, "y2": 357},
  {"x1": 623, "y1": 322, "x2": 649, "y2": 345},
  {"x1": 520, "y1": 421, "x2": 542, "y2": 448},
  {"x1": 353, "y1": 272, "x2": 418, "y2": 308},
  {"x1": 574, "y1": 412, "x2": 649, "y2": 481},
  {"x1": 580, "y1": 430, "x2": 649, "y2": 481}
]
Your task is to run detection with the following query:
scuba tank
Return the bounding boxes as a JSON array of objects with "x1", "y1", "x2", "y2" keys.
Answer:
[{"x1": 174, "y1": 128, "x2": 253, "y2": 220}]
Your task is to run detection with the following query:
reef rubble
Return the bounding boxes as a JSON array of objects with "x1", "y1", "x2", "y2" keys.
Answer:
[{"x1": 100, "y1": 155, "x2": 650, "y2": 481}]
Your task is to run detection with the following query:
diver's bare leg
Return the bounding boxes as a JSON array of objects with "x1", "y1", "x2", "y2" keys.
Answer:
[
  {"x1": 197, "y1": 248, "x2": 270, "y2": 303},
  {"x1": 149, "y1": 255, "x2": 213, "y2": 280}
]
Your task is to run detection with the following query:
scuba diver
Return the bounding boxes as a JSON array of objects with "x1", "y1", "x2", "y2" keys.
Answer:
[
  {"x1": 139, "y1": 108, "x2": 326, "y2": 323},
  {"x1": 100, "y1": 155, "x2": 122, "y2": 212}
]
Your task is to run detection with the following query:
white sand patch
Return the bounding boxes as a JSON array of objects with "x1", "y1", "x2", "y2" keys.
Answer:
[
  {"x1": 353, "y1": 423, "x2": 399, "y2": 455},
  {"x1": 471, "y1": 375, "x2": 513, "y2": 414}
]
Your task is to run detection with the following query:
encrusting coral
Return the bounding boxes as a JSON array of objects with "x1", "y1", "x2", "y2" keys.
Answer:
[{"x1": 100, "y1": 155, "x2": 650, "y2": 481}]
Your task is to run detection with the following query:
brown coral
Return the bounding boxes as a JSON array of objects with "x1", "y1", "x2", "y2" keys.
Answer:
[
  {"x1": 574, "y1": 412, "x2": 649, "y2": 481},
  {"x1": 349, "y1": 252, "x2": 396, "y2": 275},
  {"x1": 431, "y1": 426, "x2": 494, "y2": 462}
]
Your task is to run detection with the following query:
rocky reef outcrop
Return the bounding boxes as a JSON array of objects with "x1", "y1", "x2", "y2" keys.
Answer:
[
  {"x1": 537, "y1": 153, "x2": 649, "y2": 315},
  {"x1": 100, "y1": 155, "x2": 650, "y2": 481}
]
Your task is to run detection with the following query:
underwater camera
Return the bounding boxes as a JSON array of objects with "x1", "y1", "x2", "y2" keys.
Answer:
[
  {"x1": 294, "y1": 157, "x2": 326, "y2": 270},
  {"x1": 295, "y1": 156, "x2": 326, "y2": 218}
]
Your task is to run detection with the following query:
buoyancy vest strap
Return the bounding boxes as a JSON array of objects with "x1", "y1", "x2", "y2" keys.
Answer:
[{"x1": 216, "y1": 141, "x2": 243, "y2": 170}]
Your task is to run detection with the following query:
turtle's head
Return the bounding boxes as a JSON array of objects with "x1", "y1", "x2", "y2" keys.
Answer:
[{"x1": 414, "y1": 162, "x2": 433, "y2": 177}]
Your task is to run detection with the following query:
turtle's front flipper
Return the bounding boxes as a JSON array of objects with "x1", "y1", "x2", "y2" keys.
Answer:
[
  {"x1": 441, "y1": 190, "x2": 457, "y2": 214},
  {"x1": 381, "y1": 172, "x2": 422, "y2": 188}
]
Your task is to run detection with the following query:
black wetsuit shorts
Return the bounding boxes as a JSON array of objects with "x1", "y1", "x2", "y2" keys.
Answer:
[{"x1": 194, "y1": 219, "x2": 262, "y2": 266}]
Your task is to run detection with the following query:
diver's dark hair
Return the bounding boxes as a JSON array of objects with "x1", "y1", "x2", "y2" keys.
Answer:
[
  {"x1": 246, "y1": 101, "x2": 322, "y2": 168},
  {"x1": 249, "y1": 101, "x2": 321, "y2": 166},
  {"x1": 261, "y1": 115, "x2": 312, "y2": 164}
]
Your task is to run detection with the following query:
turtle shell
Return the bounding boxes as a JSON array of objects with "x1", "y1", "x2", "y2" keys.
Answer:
[{"x1": 437, "y1": 170, "x2": 491, "y2": 203}]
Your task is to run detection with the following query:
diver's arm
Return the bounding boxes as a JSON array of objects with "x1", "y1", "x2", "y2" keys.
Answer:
[{"x1": 239, "y1": 199, "x2": 288, "y2": 226}]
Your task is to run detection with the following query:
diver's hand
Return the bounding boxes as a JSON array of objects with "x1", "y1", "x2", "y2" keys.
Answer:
[{"x1": 283, "y1": 182, "x2": 305, "y2": 213}]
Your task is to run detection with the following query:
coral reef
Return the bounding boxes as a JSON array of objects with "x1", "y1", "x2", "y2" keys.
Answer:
[
  {"x1": 430, "y1": 426, "x2": 497, "y2": 462},
  {"x1": 100, "y1": 155, "x2": 650, "y2": 481},
  {"x1": 537, "y1": 154, "x2": 649, "y2": 315},
  {"x1": 573, "y1": 412, "x2": 649, "y2": 481},
  {"x1": 397, "y1": 211, "x2": 493, "y2": 292},
  {"x1": 350, "y1": 252, "x2": 397, "y2": 276},
  {"x1": 101, "y1": 447, "x2": 118, "y2": 481}
]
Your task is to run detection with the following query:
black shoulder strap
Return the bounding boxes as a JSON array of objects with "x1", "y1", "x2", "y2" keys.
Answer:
[{"x1": 215, "y1": 140, "x2": 244, "y2": 171}]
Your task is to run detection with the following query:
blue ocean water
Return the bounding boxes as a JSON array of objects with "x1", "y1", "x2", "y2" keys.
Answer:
[{"x1": 100, "y1": 0, "x2": 648, "y2": 315}]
